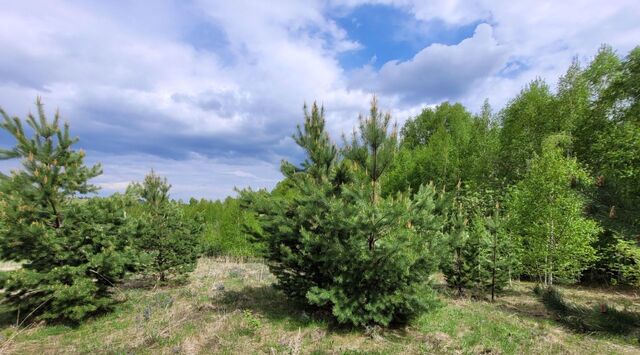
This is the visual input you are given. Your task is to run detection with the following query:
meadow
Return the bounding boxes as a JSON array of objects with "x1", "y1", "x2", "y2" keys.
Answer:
[{"x1": 1, "y1": 258, "x2": 638, "y2": 354}]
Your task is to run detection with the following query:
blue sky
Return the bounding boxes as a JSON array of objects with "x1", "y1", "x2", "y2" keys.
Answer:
[
  {"x1": 335, "y1": 4, "x2": 484, "y2": 70},
  {"x1": 0, "y1": 0, "x2": 639, "y2": 200}
]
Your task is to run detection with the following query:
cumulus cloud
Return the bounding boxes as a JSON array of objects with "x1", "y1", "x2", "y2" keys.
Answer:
[
  {"x1": 351, "y1": 23, "x2": 507, "y2": 103},
  {"x1": 407, "y1": 0, "x2": 640, "y2": 109},
  {"x1": 0, "y1": 0, "x2": 638, "y2": 198},
  {"x1": 0, "y1": 0, "x2": 372, "y2": 198}
]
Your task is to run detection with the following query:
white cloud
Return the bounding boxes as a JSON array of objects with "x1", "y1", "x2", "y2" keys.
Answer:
[
  {"x1": 90, "y1": 152, "x2": 282, "y2": 200},
  {"x1": 0, "y1": 0, "x2": 638, "y2": 198},
  {"x1": 408, "y1": 0, "x2": 640, "y2": 110},
  {"x1": 353, "y1": 23, "x2": 508, "y2": 104}
]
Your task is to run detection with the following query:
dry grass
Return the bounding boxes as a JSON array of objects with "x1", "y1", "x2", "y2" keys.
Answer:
[
  {"x1": 0, "y1": 258, "x2": 639, "y2": 354},
  {"x1": 0, "y1": 261, "x2": 21, "y2": 272}
]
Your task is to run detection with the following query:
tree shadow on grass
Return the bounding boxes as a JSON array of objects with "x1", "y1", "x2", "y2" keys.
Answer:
[
  {"x1": 214, "y1": 285, "x2": 332, "y2": 328},
  {"x1": 211, "y1": 284, "x2": 413, "y2": 337},
  {"x1": 493, "y1": 286, "x2": 552, "y2": 320},
  {"x1": 536, "y1": 286, "x2": 640, "y2": 337},
  {"x1": 495, "y1": 301, "x2": 550, "y2": 320},
  {"x1": 0, "y1": 304, "x2": 18, "y2": 328}
]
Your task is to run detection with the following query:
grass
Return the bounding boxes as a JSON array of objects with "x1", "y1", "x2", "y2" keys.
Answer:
[
  {"x1": 535, "y1": 285, "x2": 640, "y2": 335},
  {"x1": 0, "y1": 259, "x2": 639, "y2": 354}
]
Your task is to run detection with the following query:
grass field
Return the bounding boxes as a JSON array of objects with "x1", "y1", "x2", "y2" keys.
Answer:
[{"x1": 1, "y1": 259, "x2": 639, "y2": 354}]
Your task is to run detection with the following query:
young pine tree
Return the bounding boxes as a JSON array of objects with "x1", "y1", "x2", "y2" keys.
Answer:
[
  {"x1": 441, "y1": 206, "x2": 473, "y2": 296},
  {"x1": 343, "y1": 96, "x2": 398, "y2": 205},
  {"x1": 130, "y1": 171, "x2": 201, "y2": 282},
  {"x1": 242, "y1": 101, "x2": 341, "y2": 302},
  {"x1": 442, "y1": 185, "x2": 516, "y2": 300},
  {"x1": 245, "y1": 97, "x2": 449, "y2": 327},
  {"x1": 0, "y1": 99, "x2": 138, "y2": 322},
  {"x1": 476, "y1": 204, "x2": 516, "y2": 301},
  {"x1": 284, "y1": 102, "x2": 337, "y2": 181}
]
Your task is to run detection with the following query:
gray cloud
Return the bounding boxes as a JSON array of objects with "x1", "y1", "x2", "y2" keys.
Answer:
[{"x1": 1, "y1": 1, "x2": 639, "y2": 199}]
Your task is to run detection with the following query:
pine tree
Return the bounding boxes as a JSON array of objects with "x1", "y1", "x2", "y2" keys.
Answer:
[
  {"x1": 135, "y1": 169, "x2": 171, "y2": 207},
  {"x1": 442, "y1": 188, "x2": 517, "y2": 300},
  {"x1": 441, "y1": 207, "x2": 473, "y2": 296},
  {"x1": 344, "y1": 96, "x2": 397, "y2": 205},
  {"x1": 242, "y1": 101, "x2": 342, "y2": 302},
  {"x1": 285, "y1": 102, "x2": 337, "y2": 181},
  {"x1": 0, "y1": 98, "x2": 138, "y2": 322},
  {"x1": 476, "y1": 204, "x2": 515, "y2": 301},
  {"x1": 130, "y1": 171, "x2": 201, "y2": 282},
  {"x1": 244, "y1": 97, "x2": 449, "y2": 327}
]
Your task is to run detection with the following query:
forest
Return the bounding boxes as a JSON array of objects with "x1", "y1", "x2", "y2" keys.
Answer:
[{"x1": 0, "y1": 44, "x2": 638, "y2": 354}]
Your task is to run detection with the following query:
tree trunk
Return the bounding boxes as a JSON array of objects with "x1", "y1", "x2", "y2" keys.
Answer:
[
  {"x1": 549, "y1": 220, "x2": 555, "y2": 286},
  {"x1": 491, "y1": 232, "x2": 497, "y2": 302}
]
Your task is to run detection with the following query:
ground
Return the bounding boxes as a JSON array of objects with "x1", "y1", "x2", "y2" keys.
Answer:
[{"x1": 0, "y1": 258, "x2": 639, "y2": 354}]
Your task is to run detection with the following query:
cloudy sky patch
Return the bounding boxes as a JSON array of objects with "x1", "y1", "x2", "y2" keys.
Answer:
[{"x1": 0, "y1": 0, "x2": 638, "y2": 200}]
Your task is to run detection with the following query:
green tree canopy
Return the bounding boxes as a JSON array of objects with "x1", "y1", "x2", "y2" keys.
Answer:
[{"x1": 508, "y1": 134, "x2": 600, "y2": 285}]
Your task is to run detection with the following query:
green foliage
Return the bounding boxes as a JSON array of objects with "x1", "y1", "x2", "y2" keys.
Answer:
[
  {"x1": 127, "y1": 169, "x2": 170, "y2": 208},
  {"x1": 385, "y1": 102, "x2": 499, "y2": 195},
  {"x1": 498, "y1": 80, "x2": 558, "y2": 182},
  {"x1": 343, "y1": 96, "x2": 398, "y2": 202},
  {"x1": 287, "y1": 102, "x2": 337, "y2": 181},
  {"x1": 508, "y1": 134, "x2": 600, "y2": 285},
  {"x1": 442, "y1": 203, "x2": 517, "y2": 299},
  {"x1": 181, "y1": 197, "x2": 263, "y2": 258},
  {"x1": 588, "y1": 47, "x2": 640, "y2": 209},
  {"x1": 610, "y1": 239, "x2": 640, "y2": 287},
  {"x1": 441, "y1": 207, "x2": 474, "y2": 296},
  {"x1": 304, "y1": 184, "x2": 446, "y2": 326},
  {"x1": 572, "y1": 45, "x2": 621, "y2": 162},
  {"x1": 244, "y1": 98, "x2": 448, "y2": 327},
  {"x1": 0, "y1": 99, "x2": 138, "y2": 322},
  {"x1": 593, "y1": 233, "x2": 640, "y2": 287},
  {"x1": 477, "y1": 208, "x2": 517, "y2": 301},
  {"x1": 130, "y1": 171, "x2": 201, "y2": 282}
]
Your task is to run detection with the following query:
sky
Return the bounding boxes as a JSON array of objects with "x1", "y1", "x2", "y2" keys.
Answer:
[{"x1": 0, "y1": 0, "x2": 639, "y2": 200}]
